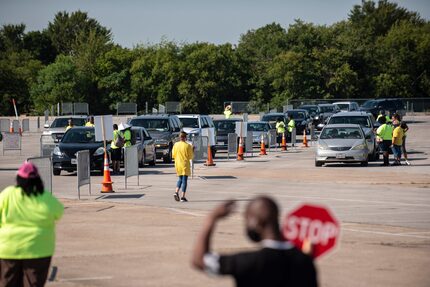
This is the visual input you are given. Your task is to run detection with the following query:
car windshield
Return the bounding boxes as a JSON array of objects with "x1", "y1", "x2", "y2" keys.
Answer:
[
  {"x1": 262, "y1": 115, "x2": 284, "y2": 122},
  {"x1": 214, "y1": 121, "x2": 237, "y2": 132},
  {"x1": 336, "y1": 104, "x2": 350, "y2": 111},
  {"x1": 319, "y1": 106, "x2": 335, "y2": 112},
  {"x1": 130, "y1": 119, "x2": 169, "y2": 132},
  {"x1": 62, "y1": 129, "x2": 96, "y2": 143},
  {"x1": 320, "y1": 127, "x2": 363, "y2": 139},
  {"x1": 179, "y1": 118, "x2": 199, "y2": 128},
  {"x1": 51, "y1": 118, "x2": 86, "y2": 128},
  {"x1": 328, "y1": 116, "x2": 371, "y2": 128},
  {"x1": 300, "y1": 106, "x2": 319, "y2": 114},
  {"x1": 362, "y1": 100, "x2": 378, "y2": 108},
  {"x1": 248, "y1": 123, "x2": 269, "y2": 132},
  {"x1": 287, "y1": 111, "x2": 306, "y2": 120}
]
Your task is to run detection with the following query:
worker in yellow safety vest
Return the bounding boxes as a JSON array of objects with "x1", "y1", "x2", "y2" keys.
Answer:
[
  {"x1": 376, "y1": 110, "x2": 391, "y2": 124},
  {"x1": 224, "y1": 105, "x2": 232, "y2": 119},
  {"x1": 275, "y1": 118, "x2": 286, "y2": 146},
  {"x1": 119, "y1": 123, "x2": 132, "y2": 147},
  {"x1": 376, "y1": 116, "x2": 393, "y2": 166}
]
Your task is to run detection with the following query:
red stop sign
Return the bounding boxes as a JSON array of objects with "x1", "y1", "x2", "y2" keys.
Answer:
[{"x1": 282, "y1": 204, "x2": 340, "y2": 258}]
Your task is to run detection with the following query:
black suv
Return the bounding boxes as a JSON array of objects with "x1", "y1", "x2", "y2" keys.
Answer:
[
  {"x1": 359, "y1": 99, "x2": 405, "y2": 118},
  {"x1": 129, "y1": 114, "x2": 182, "y2": 163}
]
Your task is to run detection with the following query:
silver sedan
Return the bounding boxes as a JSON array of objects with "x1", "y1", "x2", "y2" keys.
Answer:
[{"x1": 315, "y1": 124, "x2": 369, "y2": 167}]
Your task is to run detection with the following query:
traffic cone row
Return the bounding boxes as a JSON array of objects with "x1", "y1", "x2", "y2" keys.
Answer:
[
  {"x1": 101, "y1": 153, "x2": 114, "y2": 193},
  {"x1": 237, "y1": 137, "x2": 244, "y2": 161},
  {"x1": 259, "y1": 134, "x2": 267, "y2": 156},
  {"x1": 302, "y1": 130, "x2": 308, "y2": 148},
  {"x1": 204, "y1": 145, "x2": 216, "y2": 166},
  {"x1": 281, "y1": 132, "x2": 287, "y2": 151}
]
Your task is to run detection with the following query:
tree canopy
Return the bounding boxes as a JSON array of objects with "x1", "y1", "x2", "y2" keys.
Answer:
[{"x1": 0, "y1": 0, "x2": 428, "y2": 115}]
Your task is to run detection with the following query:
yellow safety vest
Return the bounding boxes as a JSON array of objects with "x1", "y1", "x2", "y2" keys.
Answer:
[
  {"x1": 276, "y1": 122, "x2": 285, "y2": 134},
  {"x1": 288, "y1": 119, "x2": 295, "y2": 133},
  {"x1": 376, "y1": 124, "x2": 393, "y2": 141}
]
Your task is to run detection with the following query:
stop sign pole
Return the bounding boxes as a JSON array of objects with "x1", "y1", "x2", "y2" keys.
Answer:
[{"x1": 282, "y1": 204, "x2": 340, "y2": 258}]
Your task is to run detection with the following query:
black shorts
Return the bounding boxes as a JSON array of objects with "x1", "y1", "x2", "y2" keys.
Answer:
[
  {"x1": 378, "y1": 140, "x2": 392, "y2": 152},
  {"x1": 111, "y1": 148, "x2": 122, "y2": 160}
]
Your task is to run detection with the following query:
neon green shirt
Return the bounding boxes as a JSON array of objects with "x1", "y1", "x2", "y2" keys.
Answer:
[
  {"x1": 376, "y1": 124, "x2": 393, "y2": 141},
  {"x1": 224, "y1": 110, "x2": 232, "y2": 119},
  {"x1": 276, "y1": 121, "x2": 286, "y2": 134},
  {"x1": 288, "y1": 119, "x2": 296, "y2": 133},
  {"x1": 123, "y1": 129, "x2": 132, "y2": 147},
  {"x1": 0, "y1": 186, "x2": 64, "y2": 259}
]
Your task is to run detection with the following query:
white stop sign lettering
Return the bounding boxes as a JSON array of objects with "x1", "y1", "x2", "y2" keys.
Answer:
[{"x1": 286, "y1": 216, "x2": 339, "y2": 245}]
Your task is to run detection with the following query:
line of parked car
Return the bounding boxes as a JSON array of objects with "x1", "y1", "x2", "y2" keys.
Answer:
[{"x1": 44, "y1": 98, "x2": 406, "y2": 174}]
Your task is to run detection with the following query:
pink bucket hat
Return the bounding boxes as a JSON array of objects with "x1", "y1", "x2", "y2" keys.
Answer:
[{"x1": 17, "y1": 161, "x2": 39, "y2": 179}]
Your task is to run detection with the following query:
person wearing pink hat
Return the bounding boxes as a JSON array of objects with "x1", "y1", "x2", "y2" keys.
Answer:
[{"x1": 0, "y1": 161, "x2": 64, "y2": 287}]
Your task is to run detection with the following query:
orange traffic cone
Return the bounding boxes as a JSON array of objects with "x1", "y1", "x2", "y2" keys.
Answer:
[
  {"x1": 9, "y1": 121, "x2": 13, "y2": 133},
  {"x1": 101, "y1": 153, "x2": 115, "y2": 193},
  {"x1": 204, "y1": 145, "x2": 216, "y2": 166},
  {"x1": 281, "y1": 132, "x2": 287, "y2": 151},
  {"x1": 302, "y1": 130, "x2": 308, "y2": 148},
  {"x1": 237, "y1": 137, "x2": 244, "y2": 161},
  {"x1": 259, "y1": 134, "x2": 267, "y2": 155}
]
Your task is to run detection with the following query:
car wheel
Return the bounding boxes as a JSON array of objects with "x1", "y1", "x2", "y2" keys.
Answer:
[
  {"x1": 315, "y1": 161, "x2": 323, "y2": 167},
  {"x1": 139, "y1": 152, "x2": 145, "y2": 168},
  {"x1": 163, "y1": 147, "x2": 173, "y2": 163},
  {"x1": 53, "y1": 168, "x2": 61, "y2": 176}
]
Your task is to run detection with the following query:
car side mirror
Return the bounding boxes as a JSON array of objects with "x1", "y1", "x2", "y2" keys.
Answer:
[{"x1": 44, "y1": 123, "x2": 49, "y2": 128}]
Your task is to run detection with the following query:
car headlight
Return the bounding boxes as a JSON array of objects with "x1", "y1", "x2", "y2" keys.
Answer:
[
  {"x1": 318, "y1": 143, "x2": 329, "y2": 150},
  {"x1": 314, "y1": 116, "x2": 319, "y2": 120},
  {"x1": 53, "y1": 147, "x2": 62, "y2": 156},
  {"x1": 351, "y1": 143, "x2": 366, "y2": 150},
  {"x1": 93, "y1": 147, "x2": 105, "y2": 156},
  {"x1": 155, "y1": 139, "x2": 169, "y2": 147}
]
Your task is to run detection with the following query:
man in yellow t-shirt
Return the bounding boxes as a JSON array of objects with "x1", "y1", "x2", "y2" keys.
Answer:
[
  {"x1": 172, "y1": 132, "x2": 194, "y2": 202},
  {"x1": 391, "y1": 122, "x2": 404, "y2": 166}
]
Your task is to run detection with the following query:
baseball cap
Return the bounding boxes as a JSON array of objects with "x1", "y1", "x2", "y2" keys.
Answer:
[{"x1": 17, "y1": 161, "x2": 39, "y2": 179}]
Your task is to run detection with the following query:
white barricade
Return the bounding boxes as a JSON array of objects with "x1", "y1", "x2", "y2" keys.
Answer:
[
  {"x1": 2, "y1": 132, "x2": 21, "y2": 155},
  {"x1": 268, "y1": 129, "x2": 277, "y2": 152},
  {"x1": 12, "y1": 120, "x2": 20, "y2": 133},
  {"x1": 22, "y1": 119, "x2": 30, "y2": 132},
  {"x1": 124, "y1": 145, "x2": 139, "y2": 189},
  {"x1": 0, "y1": 119, "x2": 10, "y2": 132},
  {"x1": 291, "y1": 128, "x2": 297, "y2": 147},
  {"x1": 40, "y1": 135, "x2": 56, "y2": 157},
  {"x1": 77, "y1": 150, "x2": 91, "y2": 200},
  {"x1": 27, "y1": 156, "x2": 52, "y2": 194},
  {"x1": 246, "y1": 131, "x2": 253, "y2": 156}
]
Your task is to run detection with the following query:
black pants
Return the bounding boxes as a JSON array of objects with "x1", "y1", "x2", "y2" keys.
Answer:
[{"x1": 0, "y1": 257, "x2": 51, "y2": 287}]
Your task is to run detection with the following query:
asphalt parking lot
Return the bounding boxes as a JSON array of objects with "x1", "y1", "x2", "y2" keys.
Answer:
[{"x1": 0, "y1": 115, "x2": 429, "y2": 287}]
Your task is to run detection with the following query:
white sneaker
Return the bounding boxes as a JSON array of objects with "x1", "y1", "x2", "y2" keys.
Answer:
[{"x1": 405, "y1": 160, "x2": 411, "y2": 166}]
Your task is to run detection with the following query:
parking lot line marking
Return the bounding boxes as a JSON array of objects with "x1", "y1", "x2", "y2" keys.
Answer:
[
  {"x1": 166, "y1": 208, "x2": 205, "y2": 217},
  {"x1": 57, "y1": 276, "x2": 113, "y2": 282},
  {"x1": 343, "y1": 228, "x2": 430, "y2": 239},
  {"x1": 276, "y1": 194, "x2": 430, "y2": 208}
]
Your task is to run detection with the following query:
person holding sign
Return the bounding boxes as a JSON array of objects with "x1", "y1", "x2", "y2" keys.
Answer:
[{"x1": 192, "y1": 196, "x2": 318, "y2": 287}]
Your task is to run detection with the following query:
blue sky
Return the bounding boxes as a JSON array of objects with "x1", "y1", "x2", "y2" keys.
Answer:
[{"x1": 1, "y1": 0, "x2": 429, "y2": 47}]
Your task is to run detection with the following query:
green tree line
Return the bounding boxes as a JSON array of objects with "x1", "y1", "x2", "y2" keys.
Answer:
[{"x1": 1, "y1": 0, "x2": 429, "y2": 115}]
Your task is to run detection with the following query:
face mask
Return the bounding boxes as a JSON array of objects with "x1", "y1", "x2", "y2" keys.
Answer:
[{"x1": 246, "y1": 228, "x2": 262, "y2": 242}]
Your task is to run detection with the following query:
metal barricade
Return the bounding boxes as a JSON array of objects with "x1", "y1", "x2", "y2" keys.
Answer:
[
  {"x1": 246, "y1": 131, "x2": 253, "y2": 156},
  {"x1": 2, "y1": 132, "x2": 21, "y2": 155},
  {"x1": 77, "y1": 150, "x2": 91, "y2": 200},
  {"x1": 27, "y1": 156, "x2": 52, "y2": 194},
  {"x1": 124, "y1": 145, "x2": 139, "y2": 189},
  {"x1": 165, "y1": 102, "x2": 181, "y2": 114},
  {"x1": 61, "y1": 102, "x2": 73, "y2": 115},
  {"x1": 227, "y1": 133, "x2": 237, "y2": 160},
  {"x1": 191, "y1": 136, "x2": 208, "y2": 162},
  {"x1": 268, "y1": 129, "x2": 277, "y2": 152},
  {"x1": 310, "y1": 125, "x2": 316, "y2": 141},
  {"x1": 291, "y1": 128, "x2": 297, "y2": 147},
  {"x1": 22, "y1": 119, "x2": 30, "y2": 132},
  {"x1": 40, "y1": 135, "x2": 56, "y2": 157},
  {"x1": 12, "y1": 120, "x2": 20, "y2": 132},
  {"x1": 158, "y1": 104, "x2": 166, "y2": 114},
  {"x1": 117, "y1": 102, "x2": 137, "y2": 115},
  {"x1": 0, "y1": 119, "x2": 10, "y2": 132},
  {"x1": 73, "y1": 103, "x2": 89, "y2": 115}
]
